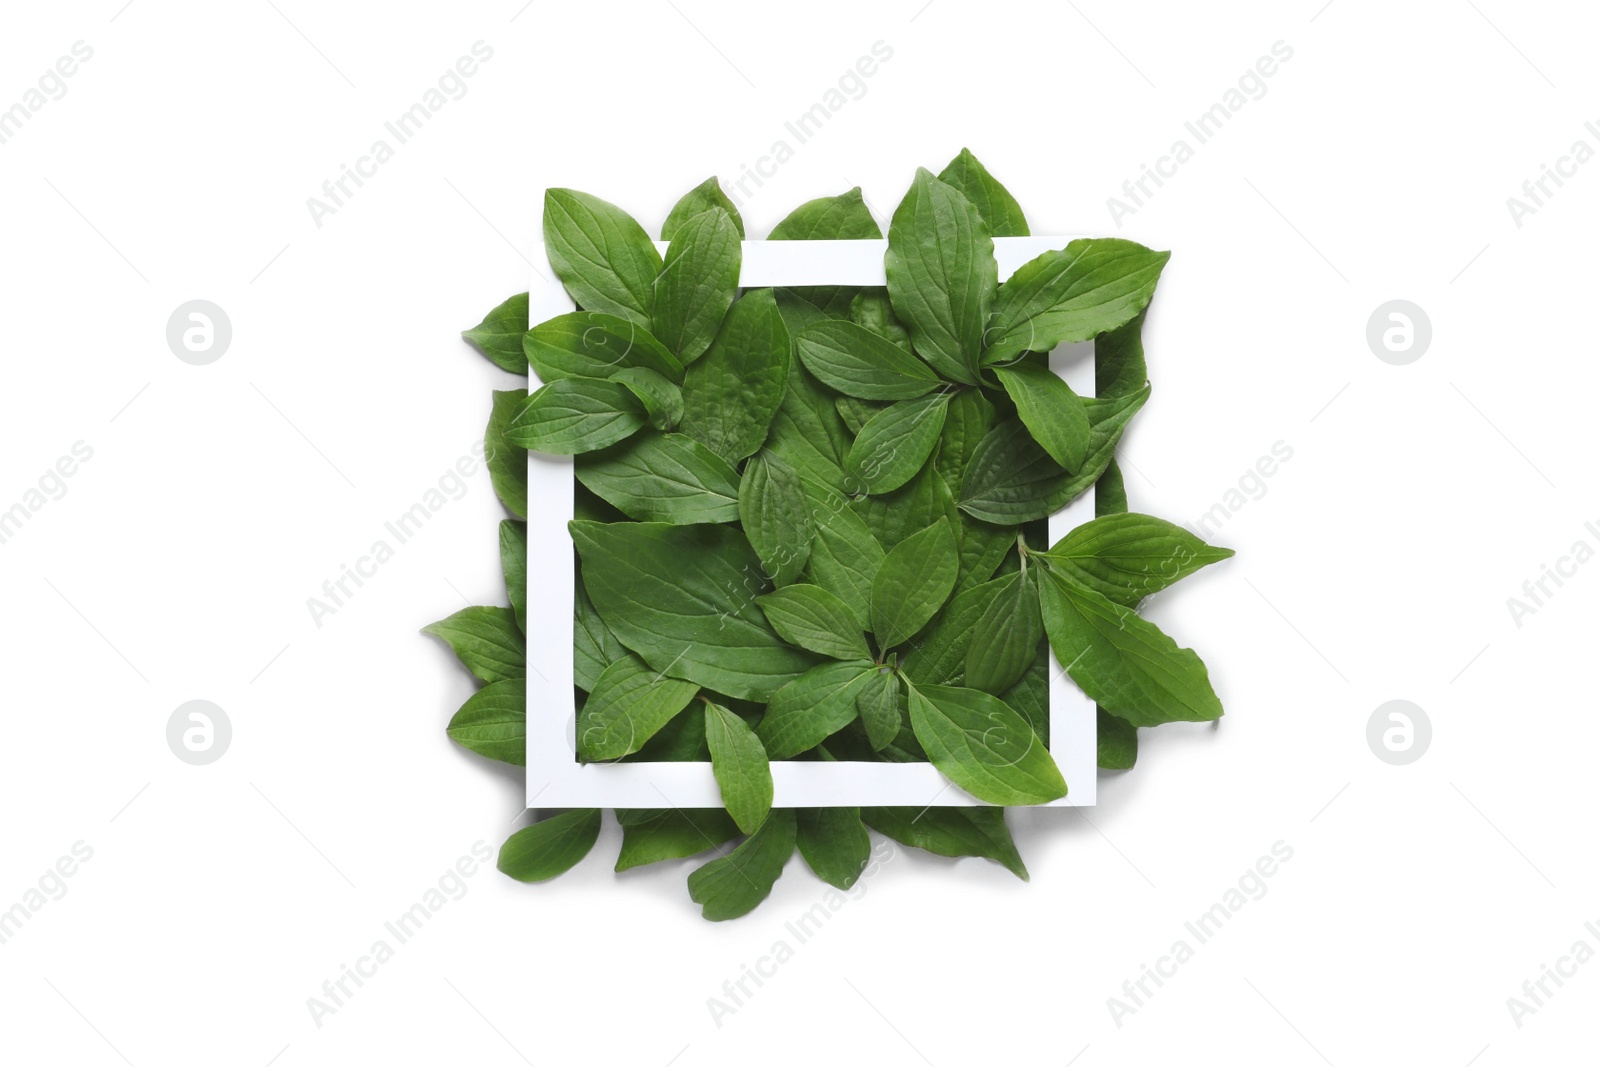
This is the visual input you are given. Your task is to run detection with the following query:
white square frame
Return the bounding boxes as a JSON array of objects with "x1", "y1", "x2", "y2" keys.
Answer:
[{"x1": 526, "y1": 237, "x2": 1096, "y2": 808}]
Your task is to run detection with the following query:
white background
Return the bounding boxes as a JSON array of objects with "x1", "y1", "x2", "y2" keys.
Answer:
[{"x1": 0, "y1": 1, "x2": 1594, "y2": 1064}]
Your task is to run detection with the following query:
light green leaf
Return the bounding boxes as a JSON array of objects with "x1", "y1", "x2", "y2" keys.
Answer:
[
  {"x1": 884, "y1": 168, "x2": 995, "y2": 385},
  {"x1": 687, "y1": 809, "x2": 797, "y2": 921},
  {"x1": 572, "y1": 520, "x2": 816, "y2": 701},
  {"x1": 855, "y1": 667, "x2": 903, "y2": 751},
  {"x1": 615, "y1": 808, "x2": 739, "y2": 871},
  {"x1": 652, "y1": 208, "x2": 742, "y2": 363},
  {"x1": 499, "y1": 519, "x2": 527, "y2": 632},
  {"x1": 1098, "y1": 707, "x2": 1138, "y2": 770},
  {"x1": 704, "y1": 702, "x2": 774, "y2": 835},
  {"x1": 794, "y1": 320, "x2": 942, "y2": 400},
  {"x1": 498, "y1": 809, "x2": 601, "y2": 883},
  {"x1": 991, "y1": 361, "x2": 1090, "y2": 472},
  {"x1": 957, "y1": 388, "x2": 1149, "y2": 524},
  {"x1": 964, "y1": 567, "x2": 1043, "y2": 694},
  {"x1": 576, "y1": 431, "x2": 740, "y2": 524},
  {"x1": 1038, "y1": 567, "x2": 1224, "y2": 726},
  {"x1": 906, "y1": 681, "x2": 1065, "y2": 805},
  {"x1": 577, "y1": 653, "x2": 700, "y2": 762},
  {"x1": 446, "y1": 677, "x2": 525, "y2": 765},
  {"x1": 523, "y1": 311, "x2": 684, "y2": 384},
  {"x1": 870, "y1": 516, "x2": 959, "y2": 649},
  {"x1": 504, "y1": 378, "x2": 646, "y2": 454},
  {"x1": 846, "y1": 391, "x2": 952, "y2": 494},
  {"x1": 610, "y1": 367, "x2": 682, "y2": 431},
  {"x1": 757, "y1": 584, "x2": 871, "y2": 661},
  {"x1": 1040, "y1": 512, "x2": 1234, "y2": 606},
  {"x1": 680, "y1": 288, "x2": 791, "y2": 463},
  {"x1": 937, "y1": 147, "x2": 1030, "y2": 237},
  {"x1": 663, "y1": 177, "x2": 744, "y2": 240},
  {"x1": 861, "y1": 806, "x2": 1027, "y2": 879},
  {"x1": 757, "y1": 659, "x2": 877, "y2": 759},
  {"x1": 739, "y1": 451, "x2": 813, "y2": 585},
  {"x1": 984, "y1": 239, "x2": 1170, "y2": 363},
  {"x1": 796, "y1": 808, "x2": 872, "y2": 890},
  {"x1": 804, "y1": 497, "x2": 886, "y2": 631},
  {"x1": 423, "y1": 606, "x2": 524, "y2": 683},
  {"x1": 462, "y1": 292, "x2": 529, "y2": 373},
  {"x1": 485, "y1": 389, "x2": 527, "y2": 518},
  {"x1": 543, "y1": 188, "x2": 661, "y2": 327}
]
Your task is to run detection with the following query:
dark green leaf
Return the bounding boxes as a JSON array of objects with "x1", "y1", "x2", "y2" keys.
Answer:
[
  {"x1": 906, "y1": 681, "x2": 1065, "y2": 805},
  {"x1": 499, "y1": 519, "x2": 527, "y2": 632},
  {"x1": 422, "y1": 606, "x2": 524, "y2": 683},
  {"x1": 652, "y1": 208, "x2": 741, "y2": 363},
  {"x1": 835, "y1": 395, "x2": 883, "y2": 436},
  {"x1": 794, "y1": 321, "x2": 943, "y2": 401},
  {"x1": 965, "y1": 567, "x2": 1043, "y2": 694},
  {"x1": 955, "y1": 514, "x2": 1014, "y2": 594},
  {"x1": 804, "y1": 497, "x2": 886, "y2": 631},
  {"x1": 574, "y1": 577, "x2": 624, "y2": 692},
  {"x1": 1095, "y1": 458, "x2": 1128, "y2": 517},
  {"x1": 937, "y1": 147, "x2": 1030, "y2": 237},
  {"x1": 739, "y1": 451, "x2": 813, "y2": 585},
  {"x1": 610, "y1": 368, "x2": 682, "y2": 431},
  {"x1": 768, "y1": 188, "x2": 882, "y2": 240},
  {"x1": 680, "y1": 288, "x2": 790, "y2": 463},
  {"x1": 855, "y1": 667, "x2": 903, "y2": 750},
  {"x1": 757, "y1": 584, "x2": 871, "y2": 661},
  {"x1": 1096, "y1": 307, "x2": 1148, "y2": 398},
  {"x1": 485, "y1": 389, "x2": 528, "y2": 518},
  {"x1": 871, "y1": 516, "x2": 959, "y2": 649},
  {"x1": 577, "y1": 653, "x2": 700, "y2": 762},
  {"x1": 505, "y1": 378, "x2": 646, "y2": 454},
  {"x1": 757, "y1": 659, "x2": 877, "y2": 758},
  {"x1": 498, "y1": 809, "x2": 601, "y2": 882},
  {"x1": 576, "y1": 432, "x2": 740, "y2": 523},
  {"x1": 462, "y1": 292, "x2": 529, "y2": 373},
  {"x1": 849, "y1": 290, "x2": 913, "y2": 352},
  {"x1": 855, "y1": 461, "x2": 962, "y2": 551},
  {"x1": 572, "y1": 520, "x2": 816, "y2": 701},
  {"x1": 705, "y1": 702, "x2": 774, "y2": 834},
  {"x1": 884, "y1": 168, "x2": 995, "y2": 385},
  {"x1": 662, "y1": 177, "x2": 744, "y2": 240},
  {"x1": 984, "y1": 239, "x2": 1169, "y2": 363},
  {"x1": 687, "y1": 809, "x2": 797, "y2": 921},
  {"x1": 934, "y1": 387, "x2": 995, "y2": 490},
  {"x1": 543, "y1": 188, "x2": 661, "y2": 327},
  {"x1": 900, "y1": 573, "x2": 1012, "y2": 686},
  {"x1": 991, "y1": 361, "x2": 1090, "y2": 471},
  {"x1": 1098, "y1": 707, "x2": 1138, "y2": 770},
  {"x1": 626, "y1": 700, "x2": 710, "y2": 761},
  {"x1": 446, "y1": 677, "x2": 525, "y2": 765},
  {"x1": 846, "y1": 391, "x2": 952, "y2": 494},
  {"x1": 796, "y1": 808, "x2": 872, "y2": 890},
  {"x1": 615, "y1": 808, "x2": 739, "y2": 871},
  {"x1": 1001, "y1": 645, "x2": 1050, "y2": 744},
  {"x1": 1040, "y1": 512, "x2": 1234, "y2": 606},
  {"x1": 1038, "y1": 567, "x2": 1223, "y2": 726},
  {"x1": 523, "y1": 311, "x2": 684, "y2": 384},
  {"x1": 861, "y1": 806, "x2": 1027, "y2": 879}
]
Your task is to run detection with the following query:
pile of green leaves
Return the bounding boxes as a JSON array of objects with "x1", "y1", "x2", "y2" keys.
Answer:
[{"x1": 432, "y1": 151, "x2": 1233, "y2": 921}]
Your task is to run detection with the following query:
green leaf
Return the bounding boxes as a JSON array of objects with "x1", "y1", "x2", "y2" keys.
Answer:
[
  {"x1": 984, "y1": 239, "x2": 1170, "y2": 363},
  {"x1": 1096, "y1": 306, "x2": 1148, "y2": 398},
  {"x1": 446, "y1": 677, "x2": 525, "y2": 765},
  {"x1": 543, "y1": 188, "x2": 662, "y2": 327},
  {"x1": 505, "y1": 378, "x2": 646, "y2": 454},
  {"x1": 687, "y1": 809, "x2": 797, "y2": 921},
  {"x1": 964, "y1": 567, "x2": 1043, "y2": 694},
  {"x1": 767, "y1": 321, "x2": 850, "y2": 486},
  {"x1": 1040, "y1": 513, "x2": 1234, "y2": 606},
  {"x1": 835, "y1": 395, "x2": 883, "y2": 436},
  {"x1": 850, "y1": 290, "x2": 913, "y2": 352},
  {"x1": 704, "y1": 702, "x2": 774, "y2": 835},
  {"x1": 884, "y1": 168, "x2": 995, "y2": 385},
  {"x1": 794, "y1": 321, "x2": 942, "y2": 400},
  {"x1": 485, "y1": 389, "x2": 528, "y2": 518},
  {"x1": 957, "y1": 388, "x2": 1149, "y2": 524},
  {"x1": 1095, "y1": 458, "x2": 1128, "y2": 517},
  {"x1": 462, "y1": 292, "x2": 529, "y2": 373},
  {"x1": 523, "y1": 312, "x2": 684, "y2": 384},
  {"x1": 846, "y1": 391, "x2": 952, "y2": 494},
  {"x1": 499, "y1": 519, "x2": 527, "y2": 632},
  {"x1": 574, "y1": 577, "x2": 624, "y2": 692},
  {"x1": 861, "y1": 806, "x2": 1027, "y2": 879},
  {"x1": 937, "y1": 147, "x2": 1030, "y2": 237},
  {"x1": 796, "y1": 808, "x2": 872, "y2": 890},
  {"x1": 626, "y1": 699, "x2": 709, "y2": 761},
  {"x1": 757, "y1": 584, "x2": 871, "y2": 661},
  {"x1": 934, "y1": 387, "x2": 995, "y2": 490},
  {"x1": 768, "y1": 188, "x2": 882, "y2": 240},
  {"x1": 1001, "y1": 645, "x2": 1050, "y2": 744},
  {"x1": 900, "y1": 573, "x2": 1012, "y2": 687},
  {"x1": 577, "y1": 653, "x2": 700, "y2": 762},
  {"x1": 663, "y1": 177, "x2": 744, "y2": 240},
  {"x1": 576, "y1": 432, "x2": 740, "y2": 523},
  {"x1": 652, "y1": 208, "x2": 742, "y2": 363},
  {"x1": 423, "y1": 606, "x2": 524, "y2": 683},
  {"x1": 871, "y1": 517, "x2": 959, "y2": 650},
  {"x1": 955, "y1": 514, "x2": 1014, "y2": 594},
  {"x1": 739, "y1": 451, "x2": 814, "y2": 585},
  {"x1": 991, "y1": 361, "x2": 1090, "y2": 472},
  {"x1": 804, "y1": 498, "x2": 886, "y2": 631},
  {"x1": 679, "y1": 288, "x2": 791, "y2": 463},
  {"x1": 610, "y1": 367, "x2": 682, "y2": 431},
  {"x1": 1098, "y1": 707, "x2": 1138, "y2": 770},
  {"x1": 757, "y1": 659, "x2": 878, "y2": 758},
  {"x1": 854, "y1": 667, "x2": 903, "y2": 751},
  {"x1": 1038, "y1": 567, "x2": 1224, "y2": 726},
  {"x1": 571, "y1": 520, "x2": 816, "y2": 701},
  {"x1": 854, "y1": 461, "x2": 961, "y2": 551},
  {"x1": 906, "y1": 681, "x2": 1065, "y2": 805},
  {"x1": 615, "y1": 808, "x2": 738, "y2": 871},
  {"x1": 498, "y1": 809, "x2": 601, "y2": 883}
]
